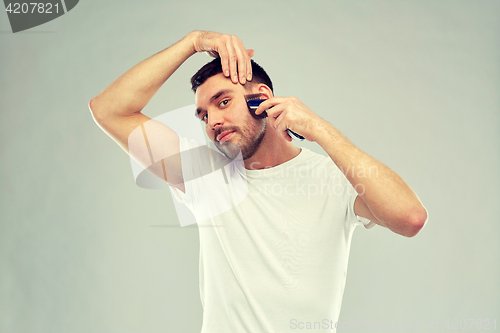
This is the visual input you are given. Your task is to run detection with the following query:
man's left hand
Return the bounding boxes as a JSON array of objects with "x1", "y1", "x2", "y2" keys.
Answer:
[{"x1": 255, "y1": 97, "x2": 327, "y2": 142}]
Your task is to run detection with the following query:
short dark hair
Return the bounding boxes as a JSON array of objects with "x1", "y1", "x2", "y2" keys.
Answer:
[{"x1": 191, "y1": 58, "x2": 273, "y2": 93}]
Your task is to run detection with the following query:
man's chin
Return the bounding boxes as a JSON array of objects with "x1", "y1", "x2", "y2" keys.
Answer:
[
  {"x1": 215, "y1": 141, "x2": 243, "y2": 161},
  {"x1": 214, "y1": 121, "x2": 266, "y2": 161}
]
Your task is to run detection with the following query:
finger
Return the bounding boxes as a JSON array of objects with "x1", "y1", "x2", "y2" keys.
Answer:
[
  {"x1": 233, "y1": 40, "x2": 248, "y2": 84},
  {"x1": 274, "y1": 112, "x2": 293, "y2": 142},
  {"x1": 273, "y1": 107, "x2": 288, "y2": 129},
  {"x1": 217, "y1": 46, "x2": 230, "y2": 78},
  {"x1": 255, "y1": 97, "x2": 286, "y2": 116},
  {"x1": 226, "y1": 40, "x2": 238, "y2": 83},
  {"x1": 246, "y1": 49, "x2": 255, "y2": 58},
  {"x1": 246, "y1": 50, "x2": 253, "y2": 81},
  {"x1": 266, "y1": 104, "x2": 287, "y2": 130}
]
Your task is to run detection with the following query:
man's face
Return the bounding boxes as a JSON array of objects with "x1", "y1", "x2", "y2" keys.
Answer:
[{"x1": 195, "y1": 73, "x2": 266, "y2": 160}]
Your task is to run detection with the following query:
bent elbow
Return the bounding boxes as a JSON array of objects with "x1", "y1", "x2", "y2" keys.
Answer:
[
  {"x1": 89, "y1": 97, "x2": 99, "y2": 114},
  {"x1": 89, "y1": 97, "x2": 98, "y2": 116},
  {"x1": 404, "y1": 207, "x2": 428, "y2": 237},
  {"x1": 88, "y1": 97, "x2": 106, "y2": 125}
]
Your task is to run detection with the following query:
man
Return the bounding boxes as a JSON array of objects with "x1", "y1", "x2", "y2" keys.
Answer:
[{"x1": 90, "y1": 31, "x2": 427, "y2": 332}]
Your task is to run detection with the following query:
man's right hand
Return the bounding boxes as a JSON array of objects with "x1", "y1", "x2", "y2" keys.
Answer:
[{"x1": 189, "y1": 31, "x2": 254, "y2": 85}]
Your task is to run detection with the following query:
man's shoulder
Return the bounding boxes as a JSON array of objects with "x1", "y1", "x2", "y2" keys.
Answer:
[{"x1": 297, "y1": 147, "x2": 333, "y2": 166}]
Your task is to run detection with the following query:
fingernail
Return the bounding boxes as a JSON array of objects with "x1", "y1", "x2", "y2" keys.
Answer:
[
  {"x1": 225, "y1": 70, "x2": 229, "y2": 76},
  {"x1": 247, "y1": 74, "x2": 252, "y2": 81},
  {"x1": 241, "y1": 77, "x2": 246, "y2": 84},
  {"x1": 233, "y1": 75, "x2": 238, "y2": 82}
]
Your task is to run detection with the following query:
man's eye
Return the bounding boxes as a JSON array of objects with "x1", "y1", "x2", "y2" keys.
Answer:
[
  {"x1": 199, "y1": 113, "x2": 208, "y2": 122},
  {"x1": 219, "y1": 99, "x2": 229, "y2": 107}
]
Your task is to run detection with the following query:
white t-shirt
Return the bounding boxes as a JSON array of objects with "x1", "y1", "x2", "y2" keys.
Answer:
[{"x1": 170, "y1": 138, "x2": 375, "y2": 333}]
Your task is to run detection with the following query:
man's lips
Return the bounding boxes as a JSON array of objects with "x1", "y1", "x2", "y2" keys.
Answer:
[{"x1": 217, "y1": 131, "x2": 235, "y2": 142}]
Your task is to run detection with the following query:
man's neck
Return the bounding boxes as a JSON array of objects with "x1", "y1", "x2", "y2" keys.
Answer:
[{"x1": 244, "y1": 131, "x2": 301, "y2": 170}]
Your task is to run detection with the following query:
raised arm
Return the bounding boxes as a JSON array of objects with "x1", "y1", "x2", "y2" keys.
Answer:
[{"x1": 89, "y1": 31, "x2": 254, "y2": 189}]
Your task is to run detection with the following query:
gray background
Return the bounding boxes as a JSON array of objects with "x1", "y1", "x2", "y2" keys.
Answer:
[{"x1": 1, "y1": 1, "x2": 499, "y2": 332}]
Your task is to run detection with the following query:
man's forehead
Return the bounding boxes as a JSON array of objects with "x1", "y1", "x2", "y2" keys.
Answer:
[{"x1": 196, "y1": 73, "x2": 232, "y2": 97}]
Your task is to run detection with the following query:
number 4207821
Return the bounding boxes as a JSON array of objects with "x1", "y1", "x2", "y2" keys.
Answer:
[{"x1": 5, "y1": 3, "x2": 60, "y2": 14}]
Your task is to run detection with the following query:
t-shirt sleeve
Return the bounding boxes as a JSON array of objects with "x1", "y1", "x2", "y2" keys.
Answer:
[{"x1": 348, "y1": 192, "x2": 376, "y2": 229}]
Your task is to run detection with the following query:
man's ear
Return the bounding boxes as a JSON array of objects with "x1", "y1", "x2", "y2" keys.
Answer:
[{"x1": 257, "y1": 84, "x2": 274, "y2": 99}]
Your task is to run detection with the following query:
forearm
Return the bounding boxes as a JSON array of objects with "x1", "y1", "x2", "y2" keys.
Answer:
[
  {"x1": 90, "y1": 32, "x2": 197, "y2": 119},
  {"x1": 315, "y1": 121, "x2": 427, "y2": 231}
]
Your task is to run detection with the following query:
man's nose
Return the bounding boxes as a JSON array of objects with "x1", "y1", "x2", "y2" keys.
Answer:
[{"x1": 208, "y1": 110, "x2": 224, "y2": 130}]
